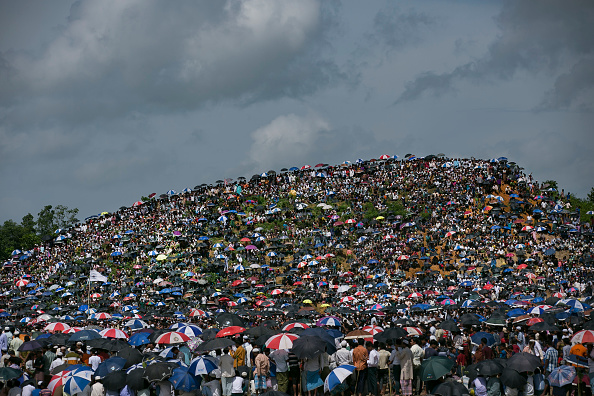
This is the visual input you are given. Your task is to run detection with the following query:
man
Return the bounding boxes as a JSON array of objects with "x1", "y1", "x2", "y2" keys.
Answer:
[
  {"x1": 410, "y1": 338, "x2": 424, "y2": 396},
  {"x1": 219, "y1": 348, "x2": 235, "y2": 396},
  {"x1": 233, "y1": 340, "x2": 246, "y2": 369},
  {"x1": 389, "y1": 341, "x2": 402, "y2": 396},
  {"x1": 367, "y1": 341, "x2": 379, "y2": 396},
  {"x1": 9, "y1": 331, "x2": 23, "y2": 358},
  {"x1": 474, "y1": 338, "x2": 492, "y2": 363},
  {"x1": 395, "y1": 339, "x2": 413, "y2": 396},
  {"x1": 0, "y1": 329, "x2": 8, "y2": 355},
  {"x1": 242, "y1": 336, "x2": 253, "y2": 368},
  {"x1": 352, "y1": 339, "x2": 369, "y2": 396},
  {"x1": 543, "y1": 340, "x2": 558, "y2": 376},
  {"x1": 253, "y1": 348, "x2": 270, "y2": 395},
  {"x1": 377, "y1": 343, "x2": 391, "y2": 396},
  {"x1": 269, "y1": 349, "x2": 289, "y2": 393},
  {"x1": 88, "y1": 350, "x2": 102, "y2": 371},
  {"x1": 333, "y1": 341, "x2": 353, "y2": 367},
  {"x1": 49, "y1": 351, "x2": 64, "y2": 373}
]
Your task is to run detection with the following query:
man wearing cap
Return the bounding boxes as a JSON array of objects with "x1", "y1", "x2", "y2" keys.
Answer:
[{"x1": 49, "y1": 351, "x2": 64, "y2": 373}]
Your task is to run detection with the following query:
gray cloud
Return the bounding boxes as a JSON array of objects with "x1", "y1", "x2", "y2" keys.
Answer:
[
  {"x1": 395, "y1": 0, "x2": 594, "y2": 110},
  {"x1": 369, "y1": 5, "x2": 434, "y2": 52}
]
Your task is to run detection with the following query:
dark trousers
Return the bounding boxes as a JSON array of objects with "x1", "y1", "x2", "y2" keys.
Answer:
[
  {"x1": 367, "y1": 367, "x2": 378, "y2": 396},
  {"x1": 356, "y1": 368, "x2": 368, "y2": 395}
]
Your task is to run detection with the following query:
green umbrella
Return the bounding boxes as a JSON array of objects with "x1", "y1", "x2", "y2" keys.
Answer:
[
  {"x1": 0, "y1": 367, "x2": 22, "y2": 381},
  {"x1": 420, "y1": 356, "x2": 455, "y2": 381}
]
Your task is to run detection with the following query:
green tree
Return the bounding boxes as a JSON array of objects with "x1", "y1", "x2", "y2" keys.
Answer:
[
  {"x1": 0, "y1": 220, "x2": 24, "y2": 258},
  {"x1": 36, "y1": 204, "x2": 80, "y2": 236},
  {"x1": 21, "y1": 213, "x2": 36, "y2": 235}
]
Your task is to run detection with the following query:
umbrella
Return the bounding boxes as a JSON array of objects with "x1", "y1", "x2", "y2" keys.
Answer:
[
  {"x1": 128, "y1": 332, "x2": 151, "y2": 346},
  {"x1": 501, "y1": 368, "x2": 527, "y2": 389},
  {"x1": 169, "y1": 367, "x2": 198, "y2": 392},
  {"x1": 188, "y1": 356, "x2": 219, "y2": 375},
  {"x1": 438, "y1": 320, "x2": 460, "y2": 332},
  {"x1": 116, "y1": 347, "x2": 143, "y2": 368},
  {"x1": 265, "y1": 333, "x2": 299, "y2": 350},
  {"x1": 126, "y1": 368, "x2": 149, "y2": 391},
  {"x1": 216, "y1": 326, "x2": 246, "y2": 338},
  {"x1": 197, "y1": 338, "x2": 235, "y2": 352},
  {"x1": 324, "y1": 364, "x2": 356, "y2": 393},
  {"x1": 0, "y1": 367, "x2": 22, "y2": 381},
  {"x1": 95, "y1": 357, "x2": 126, "y2": 379},
  {"x1": 473, "y1": 359, "x2": 504, "y2": 376},
  {"x1": 144, "y1": 362, "x2": 176, "y2": 382},
  {"x1": 215, "y1": 313, "x2": 245, "y2": 327},
  {"x1": 17, "y1": 340, "x2": 43, "y2": 351},
  {"x1": 155, "y1": 331, "x2": 191, "y2": 344},
  {"x1": 103, "y1": 371, "x2": 128, "y2": 391},
  {"x1": 420, "y1": 356, "x2": 455, "y2": 381},
  {"x1": 68, "y1": 330, "x2": 101, "y2": 342},
  {"x1": 291, "y1": 336, "x2": 327, "y2": 359},
  {"x1": 433, "y1": 381, "x2": 470, "y2": 396},
  {"x1": 548, "y1": 366, "x2": 576, "y2": 387},
  {"x1": 470, "y1": 332, "x2": 496, "y2": 347},
  {"x1": 505, "y1": 352, "x2": 542, "y2": 373},
  {"x1": 63, "y1": 367, "x2": 93, "y2": 395}
]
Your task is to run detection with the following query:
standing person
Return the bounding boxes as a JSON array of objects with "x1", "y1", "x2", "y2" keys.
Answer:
[
  {"x1": 88, "y1": 351, "x2": 101, "y2": 371},
  {"x1": 90, "y1": 377, "x2": 104, "y2": 396},
  {"x1": 389, "y1": 341, "x2": 402, "y2": 396},
  {"x1": 377, "y1": 343, "x2": 391, "y2": 396},
  {"x1": 367, "y1": 342, "x2": 379, "y2": 396},
  {"x1": 269, "y1": 349, "x2": 289, "y2": 394},
  {"x1": 543, "y1": 340, "x2": 558, "y2": 376},
  {"x1": 220, "y1": 348, "x2": 236, "y2": 396},
  {"x1": 288, "y1": 350, "x2": 301, "y2": 396},
  {"x1": 303, "y1": 353, "x2": 323, "y2": 396},
  {"x1": 253, "y1": 348, "x2": 270, "y2": 395},
  {"x1": 0, "y1": 329, "x2": 8, "y2": 356},
  {"x1": 410, "y1": 338, "x2": 425, "y2": 395},
  {"x1": 233, "y1": 340, "x2": 246, "y2": 369},
  {"x1": 395, "y1": 340, "x2": 414, "y2": 396},
  {"x1": 352, "y1": 339, "x2": 369, "y2": 396}
]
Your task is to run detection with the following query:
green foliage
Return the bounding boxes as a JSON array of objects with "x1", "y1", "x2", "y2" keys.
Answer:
[
  {"x1": 277, "y1": 198, "x2": 292, "y2": 209},
  {"x1": 570, "y1": 196, "x2": 594, "y2": 223},
  {"x1": 36, "y1": 205, "x2": 79, "y2": 236},
  {"x1": 0, "y1": 204, "x2": 78, "y2": 260},
  {"x1": 363, "y1": 202, "x2": 379, "y2": 220},
  {"x1": 386, "y1": 200, "x2": 407, "y2": 216},
  {"x1": 141, "y1": 196, "x2": 150, "y2": 202}
]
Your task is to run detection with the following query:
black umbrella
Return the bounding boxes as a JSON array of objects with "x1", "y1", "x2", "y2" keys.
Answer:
[
  {"x1": 301, "y1": 328, "x2": 337, "y2": 354},
  {"x1": 291, "y1": 335, "x2": 326, "y2": 359},
  {"x1": 505, "y1": 352, "x2": 541, "y2": 373},
  {"x1": 432, "y1": 380, "x2": 470, "y2": 396},
  {"x1": 144, "y1": 362, "x2": 176, "y2": 382},
  {"x1": 216, "y1": 313, "x2": 246, "y2": 328},
  {"x1": 197, "y1": 338, "x2": 235, "y2": 352},
  {"x1": 116, "y1": 347, "x2": 143, "y2": 368},
  {"x1": 17, "y1": 340, "x2": 43, "y2": 351},
  {"x1": 529, "y1": 322, "x2": 559, "y2": 332},
  {"x1": 201, "y1": 328, "x2": 220, "y2": 341},
  {"x1": 474, "y1": 359, "x2": 504, "y2": 376},
  {"x1": 103, "y1": 371, "x2": 128, "y2": 391},
  {"x1": 126, "y1": 368, "x2": 149, "y2": 391},
  {"x1": 438, "y1": 320, "x2": 460, "y2": 332},
  {"x1": 500, "y1": 368, "x2": 527, "y2": 389},
  {"x1": 244, "y1": 326, "x2": 276, "y2": 338}
]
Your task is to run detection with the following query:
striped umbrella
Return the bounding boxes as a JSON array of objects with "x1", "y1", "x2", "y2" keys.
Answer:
[
  {"x1": 155, "y1": 331, "x2": 191, "y2": 345},
  {"x1": 324, "y1": 365, "x2": 356, "y2": 393},
  {"x1": 175, "y1": 325, "x2": 203, "y2": 338},
  {"x1": 63, "y1": 367, "x2": 93, "y2": 395},
  {"x1": 282, "y1": 322, "x2": 310, "y2": 331},
  {"x1": 265, "y1": 333, "x2": 299, "y2": 350},
  {"x1": 362, "y1": 325, "x2": 383, "y2": 335},
  {"x1": 44, "y1": 323, "x2": 71, "y2": 332},
  {"x1": 572, "y1": 330, "x2": 594, "y2": 344},
  {"x1": 188, "y1": 356, "x2": 218, "y2": 375},
  {"x1": 99, "y1": 328, "x2": 129, "y2": 339}
]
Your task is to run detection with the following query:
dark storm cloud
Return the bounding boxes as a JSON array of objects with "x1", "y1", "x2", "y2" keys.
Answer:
[
  {"x1": 0, "y1": 0, "x2": 345, "y2": 133},
  {"x1": 395, "y1": 0, "x2": 594, "y2": 111}
]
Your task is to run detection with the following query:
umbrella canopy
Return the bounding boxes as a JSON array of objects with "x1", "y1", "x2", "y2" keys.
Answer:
[
  {"x1": 433, "y1": 381, "x2": 471, "y2": 396},
  {"x1": 291, "y1": 335, "x2": 327, "y2": 359},
  {"x1": 95, "y1": 357, "x2": 126, "y2": 379},
  {"x1": 548, "y1": 365, "x2": 576, "y2": 387},
  {"x1": 188, "y1": 356, "x2": 219, "y2": 375},
  {"x1": 265, "y1": 333, "x2": 299, "y2": 350},
  {"x1": 324, "y1": 364, "x2": 356, "y2": 393},
  {"x1": 63, "y1": 367, "x2": 93, "y2": 395},
  {"x1": 144, "y1": 362, "x2": 177, "y2": 382},
  {"x1": 169, "y1": 367, "x2": 198, "y2": 392},
  {"x1": 103, "y1": 371, "x2": 128, "y2": 391},
  {"x1": 420, "y1": 357, "x2": 455, "y2": 381},
  {"x1": 505, "y1": 352, "x2": 542, "y2": 373},
  {"x1": 501, "y1": 368, "x2": 527, "y2": 389},
  {"x1": 126, "y1": 368, "x2": 149, "y2": 391}
]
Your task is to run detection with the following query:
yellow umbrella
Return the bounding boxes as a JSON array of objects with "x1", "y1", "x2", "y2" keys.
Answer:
[
  {"x1": 303, "y1": 299, "x2": 313, "y2": 304},
  {"x1": 375, "y1": 216, "x2": 385, "y2": 220},
  {"x1": 320, "y1": 303, "x2": 331, "y2": 307},
  {"x1": 101, "y1": 211, "x2": 109, "y2": 216}
]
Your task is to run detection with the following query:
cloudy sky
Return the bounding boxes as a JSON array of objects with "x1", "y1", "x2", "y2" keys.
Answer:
[{"x1": 1, "y1": 0, "x2": 593, "y2": 222}]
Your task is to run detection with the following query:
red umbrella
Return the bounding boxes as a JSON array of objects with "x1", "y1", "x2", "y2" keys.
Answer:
[
  {"x1": 526, "y1": 318, "x2": 544, "y2": 326},
  {"x1": 155, "y1": 331, "x2": 191, "y2": 344},
  {"x1": 216, "y1": 326, "x2": 246, "y2": 338},
  {"x1": 265, "y1": 333, "x2": 299, "y2": 349}
]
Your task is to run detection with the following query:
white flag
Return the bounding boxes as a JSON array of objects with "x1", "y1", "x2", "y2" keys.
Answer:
[{"x1": 89, "y1": 270, "x2": 108, "y2": 283}]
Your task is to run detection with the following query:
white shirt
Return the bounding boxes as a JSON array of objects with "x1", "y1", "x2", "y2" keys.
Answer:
[
  {"x1": 89, "y1": 355, "x2": 102, "y2": 371},
  {"x1": 367, "y1": 349, "x2": 379, "y2": 367},
  {"x1": 231, "y1": 377, "x2": 244, "y2": 394}
]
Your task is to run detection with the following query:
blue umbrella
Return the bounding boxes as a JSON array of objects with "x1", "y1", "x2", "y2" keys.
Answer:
[
  {"x1": 63, "y1": 367, "x2": 93, "y2": 394},
  {"x1": 128, "y1": 332, "x2": 151, "y2": 346},
  {"x1": 95, "y1": 357, "x2": 126, "y2": 379},
  {"x1": 548, "y1": 366, "x2": 576, "y2": 387},
  {"x1": 169, "y1": 367, "x2": 198, "y2": 392},
  {"x1": 470, "y1": 332, "x2": 496, "y2": 347},
  {"x1": 68, "y1": 330, "x2": 101, "y2": 342}
]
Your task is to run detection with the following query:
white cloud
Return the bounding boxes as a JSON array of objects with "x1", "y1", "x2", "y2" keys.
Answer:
[{"x1": 248, "y1": 113, "x2": 331, "y2": 170}]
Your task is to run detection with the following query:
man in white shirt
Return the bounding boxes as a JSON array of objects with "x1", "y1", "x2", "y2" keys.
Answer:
[
  {"x1": 88, "y1": 350, "x2": 102, "y2": 371},
  {"x1": 367, "y1": 341, "x2": 379, "y2": 396},
  {"x1": 49, "y1": 351, "x2": 65, "y2": 373}
]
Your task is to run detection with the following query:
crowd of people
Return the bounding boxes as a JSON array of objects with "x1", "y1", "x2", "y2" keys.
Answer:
[{"x1": 1, "y1": 154, "x2": 593, "y2": 396}]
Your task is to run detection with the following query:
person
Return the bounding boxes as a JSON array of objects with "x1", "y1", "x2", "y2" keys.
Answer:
[
  {"x1": 269, "y1": 348, "x2": 289, "y2": 393},
  {"x1": 220, "y1": 348, "x2": 235, "y2": 396},
  {"x1": 231, "y1": 371, "x2": 247, "y2": 396},
  {"x1": 90, "y1": 377, "x2": 104, "y2": 396},
  {"x1": 0, "y1": 330, "x2": 8, "y2": 355},
  {"x1": 21, "y1": 381, "x2": 36, "y2": 396},
  {"x1": 543, "y1": 340, "x2": 558, "y2": 375},
  {"x1": 389, "y1": 341, "x2": 402, "y2": 396},
  {"x1": 395, "y1": 339, "x2": 413, "y2": 396},
  {"x1": 303, "y1": 353, "x2": 324, "y2": 396},
  {"x1": 410, "y1": 338, "x2": 424, "y2": 395},
  {"x1": 377, "y1": 343, "x2": 391, "y2": 396},
  {"x1": 8, "y1": 332, "x2": 22, "y2": 358},
  {"x1": 202, "y1": 373, "x2": 222, "y2": 396},
  {"x1": 367, "y1": 341, "x2": 379, "y2": 396},
  {"x1": 49, "y1": 351, "x2": 64, "y2": 373},
  {"x1": 253, "y1": 348, "x2": 270, "y2": 394},
  {"x1": 474, "y1": 338, "x2": 493, "y2": 363},
  {"x1": 88, "y1": 350, "x2": 101, "y2": 371},
  {"x1": 288, "y1": 350, "x2": 301, "y2": 396},
  {"x1": 487, "y1": 375, "x2": 503, "y2": 396},
  {"x1": 352, "y1": 339, "x2": 368, "y2": 396},
  {"x1": 473, "y1": 375, "x2": 488, "y2": 396},
  {"x1": 233, "y1": 340, "x2": 246, "y2": 369}
]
